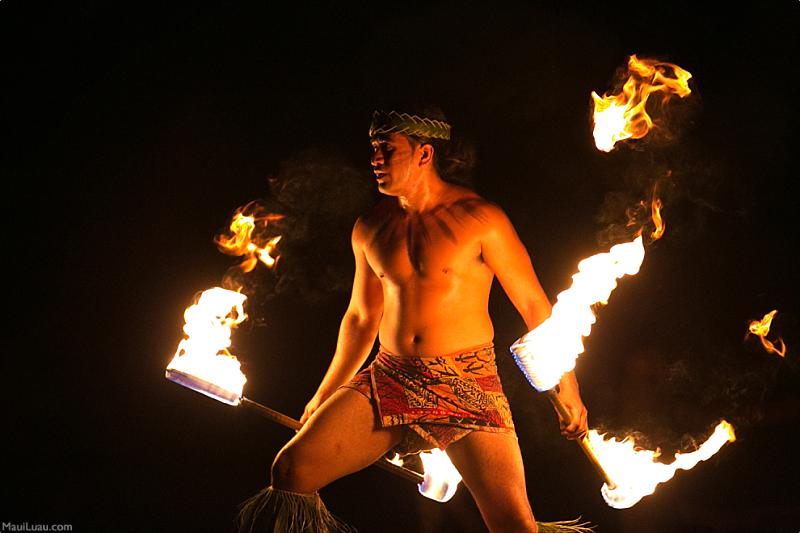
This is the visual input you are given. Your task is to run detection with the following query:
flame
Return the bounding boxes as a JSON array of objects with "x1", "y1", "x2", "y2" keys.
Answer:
[
  {"x1": 592, "y1": 55, "x2": 692, "y2": 152},
  {"x1": 166, "y1": 287, "x2": 248, "y2": 404},
  {"x1": 388, "y1": 450, "x2": 463, "y2": 503},
  {"x1": 650, "y1": 197, "x2": 665, "y2": 240},
  {"x1": 418, "y1": 449, "x2": 463, "y2": 502},
  {"x1": 589, "y1": 421, "x2": 736, "y2": 509},
  {"x1": 512, "y1": 236, "x2": 646, "y2": 391},
  {"x1": 748, "y1": 309, "x2": 786, "y2": 357},
  {"x1": 216, "y1": 210, "x2": 283, "y2": 272},
  {"x1": 511, "y1": 187, "x2": 666, "y2": 392}
]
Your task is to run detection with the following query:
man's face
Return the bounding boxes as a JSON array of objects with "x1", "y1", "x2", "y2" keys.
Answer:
[{"x1": 370, "y1": 133, "x2": 420, "y2": 196}]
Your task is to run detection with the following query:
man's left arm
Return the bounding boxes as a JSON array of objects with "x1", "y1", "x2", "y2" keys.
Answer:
[{"x1": 481, "y1": 204, "x2": 588, "y2": 439}]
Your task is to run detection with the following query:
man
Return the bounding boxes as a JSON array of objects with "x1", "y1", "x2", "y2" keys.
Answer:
[{"x1": 239, "y1": 108, "x2": 589, "y2": 533}]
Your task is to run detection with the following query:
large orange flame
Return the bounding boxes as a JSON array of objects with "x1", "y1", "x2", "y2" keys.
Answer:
[
  {"x1": 216, "y1": 209, "x2": 283, "y2": 272},
  {"x1": 748, "y1": 309, "x2": 786, "y2": 357},
  {"x1": 512, "y1": 235, "x2": 646, "y2": 391},
  {"x1": 592, "y1": 55, "x2": 692, "y2": 152},
  {"x1": 591, "y1": 421, "x2": 736, "y2": 509},
  {"x1": 389, "y1": 450, "x2": 463, "y2": 503},
  {"x1": 166, "y1": 287, "x2": 248, "y2": 405},
  {"x1": 512, "y1": 185, "x2": 667, "y2": 391}
]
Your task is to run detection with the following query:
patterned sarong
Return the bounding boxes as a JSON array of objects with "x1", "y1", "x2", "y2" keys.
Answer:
[{"x1": 341, "y1": 343, "x2": 515, "y2": 455}]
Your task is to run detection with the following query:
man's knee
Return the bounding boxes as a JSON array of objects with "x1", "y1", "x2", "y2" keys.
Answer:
[
  {"x1": 270, "y1": 445, "x2": 320, "y2": 493},
  {"x1": 483, "y1": 510, "x2": 538, "y2": 533},
  {"x1": 475, "y1": 495, "x2": 537, "y2": 533}
]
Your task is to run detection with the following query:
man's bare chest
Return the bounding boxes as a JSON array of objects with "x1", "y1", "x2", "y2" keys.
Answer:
[{"x1": 364, "y1": 212, "x2": 484, "y2": 278}]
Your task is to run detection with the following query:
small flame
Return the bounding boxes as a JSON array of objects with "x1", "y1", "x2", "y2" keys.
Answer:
[
  {"x1": 592, "y1": 55, "x2": 692, "y2": 152},
  {"x1": 512, "y1": 236, "x2": 646, "y2": 391},
  {"x1": 748, "y1": 310, "x2": 786, "y2": 357},
  {"x1": 166, "y1": 287, "x2": 248, "y2": 404},
  {"x1": 216, "y1": 210, "x2": 283, "y2": 272},
  {"x1": 590, "y1": 421, "x2": 736, "y2": 509},
  {"x1": 389, "y1": 450, "x2": 463, "y2": 503},
  {"x1": 650, "y1": 197, "x2": 665, "y2": 240}
]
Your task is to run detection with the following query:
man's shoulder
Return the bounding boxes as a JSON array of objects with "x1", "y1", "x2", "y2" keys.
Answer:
[
  {"x1": 352, "y1": 199, "x2": 396, "y2": 238},
  {"x1": 445, "y1": 192, "x2": 509, "y2": 225}
]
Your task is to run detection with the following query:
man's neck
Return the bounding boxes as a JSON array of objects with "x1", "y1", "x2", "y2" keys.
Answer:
[{"x1": 397, "y1": 173, "x2": 449, "y2": 213}]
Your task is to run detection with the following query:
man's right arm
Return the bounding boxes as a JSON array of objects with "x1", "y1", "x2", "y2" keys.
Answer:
[{"x1": 300, "y1": 218, "x2": 383, "y2": 424}]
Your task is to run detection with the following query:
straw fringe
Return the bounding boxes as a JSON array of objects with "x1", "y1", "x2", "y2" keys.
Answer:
[
  {"x1": 237, "y1": 486, "x2": 356, "y2": 533},
  {"x1": 536, "y1": 517, "x2": 596, "y2": 532}
]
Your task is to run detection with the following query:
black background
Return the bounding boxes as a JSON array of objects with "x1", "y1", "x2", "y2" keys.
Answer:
[{"x1": 4, "y1": 2, "x2": 798, "y2": 532}]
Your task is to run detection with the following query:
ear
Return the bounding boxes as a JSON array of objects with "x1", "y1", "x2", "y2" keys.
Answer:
[{"x1": 418, "y1": 143, "x2": 434, "y2": 166}]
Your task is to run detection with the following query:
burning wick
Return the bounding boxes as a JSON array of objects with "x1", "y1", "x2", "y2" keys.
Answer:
[
  {"x1": 509, "y1": 239, "x2": 737, "y2": 505},
  {"x1": 166, "y1": 287, "x2": 248, "y2": 405},
  {"x1": 511, "y1": 236, "x2": 647, "y2": 489},
  {"x1": 590, "y1": 421, "x2": 736, "y2": 509},
  {"x1": 510, "y1": 187, "x2": 735, "y2": 505},
  {"x1": 748, "y1": 309, "x2": 786, "y2": 357},
  {"x1": 510, "y1": 197, "x2": 664, "y2": 490},
  {"x1": 389, "y1": 450, "x2": 463, "y2": 503},
  {"x1": 511, "y1": 236, "x2": 647, "y2": 393},
  {"x1": 591, "y1": 55, "x2": 692, "y2": 152}
]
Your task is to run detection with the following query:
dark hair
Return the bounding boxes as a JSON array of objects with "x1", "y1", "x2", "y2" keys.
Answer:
[{"x1": 382, "y1": 103, "x2": 477, "y2": 188}]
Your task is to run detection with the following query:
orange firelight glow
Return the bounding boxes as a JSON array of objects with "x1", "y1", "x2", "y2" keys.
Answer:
[
  {"x1": 590, "y1": 421, "x2": 736, "y2": 509},
  {"x1": 216, "y1": 210, "x2": 283, "y2": 272},
  {"x1": 592, "y1": 55, "x2": 692, "y2": 152},
  {"x1": 748, "y1": 310, "x2": 786, "y2": 357}
]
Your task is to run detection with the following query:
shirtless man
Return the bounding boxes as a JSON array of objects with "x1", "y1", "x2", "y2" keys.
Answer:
[{"x1": 239, "y1": 109, "x2": 589, "y2": 533}]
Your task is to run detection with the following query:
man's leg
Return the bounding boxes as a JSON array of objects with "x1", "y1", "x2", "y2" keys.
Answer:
[
  {"x1": 445, "y1": 431, "x2": 538, "y2": 533},
  {"x1": 271, "y1": 387, "x2": 404, "y2": 493}
]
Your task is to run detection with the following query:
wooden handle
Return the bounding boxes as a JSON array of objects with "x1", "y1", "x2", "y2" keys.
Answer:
[{"x1": 546, "y1": 389, "x2": 617, "y2": 489}]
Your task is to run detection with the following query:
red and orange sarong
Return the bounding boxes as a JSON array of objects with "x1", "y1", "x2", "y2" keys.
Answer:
[{"x1": 341, "y1": 343, "x2": 515, "y2": 455}]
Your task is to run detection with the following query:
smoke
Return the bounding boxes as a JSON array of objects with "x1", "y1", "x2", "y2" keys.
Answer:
[{"x1": 219, "y1": 145, "x2": 377, "y2": 322}]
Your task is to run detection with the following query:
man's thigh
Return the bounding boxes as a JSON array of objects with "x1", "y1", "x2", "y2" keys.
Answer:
[
  {"x1": 273, "y1": 388, "x2": 403, "y2": 491},
  {"x1": 445, "y1": 430, "x2": 537, "y2": 530}
]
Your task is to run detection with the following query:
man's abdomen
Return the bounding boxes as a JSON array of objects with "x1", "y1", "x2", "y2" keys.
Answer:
[{"x1": 378, "y1": 288, "x2": 494, "y2": 356}]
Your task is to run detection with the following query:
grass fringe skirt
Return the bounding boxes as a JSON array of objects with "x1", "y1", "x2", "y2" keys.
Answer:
[
  {"x1": 237, "y1": 486, "x2": 356, "y2": 533},
  {"x1": 537, "y1": 518, "x2": 595, "y2": 532},
  {"x1": 237, "y1": 485, "x2": 593, "y2": 532}
]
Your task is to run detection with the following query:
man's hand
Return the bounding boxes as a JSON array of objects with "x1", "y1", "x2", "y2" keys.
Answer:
[
  {"x1": 553, "y1": 371, "x2": 588, "y2": 440},
  {"x1": 299, "y1": 392, "x2": 328, "y2": 426},
  {"x1": 555, "y1": 392, "x2": 588, "y2": 440}
]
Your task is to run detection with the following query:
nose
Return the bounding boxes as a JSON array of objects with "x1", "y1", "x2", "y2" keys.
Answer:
[{"x1": 371, "y1": 148, "x2": 384, "y2": 167}]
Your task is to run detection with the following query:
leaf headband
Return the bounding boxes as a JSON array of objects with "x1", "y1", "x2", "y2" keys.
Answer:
[{"x1": 369, "y1": 110, "x2": 451, "y2": 141}]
